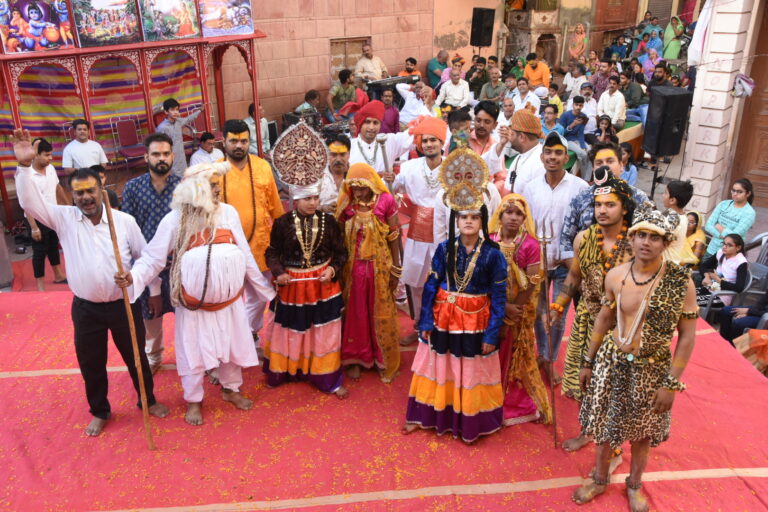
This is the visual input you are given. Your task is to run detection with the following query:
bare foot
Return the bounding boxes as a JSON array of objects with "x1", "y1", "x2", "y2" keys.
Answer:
[
  {"x1": 572, "y1": 480, "x2": 607, "y2": 505},
  {"x1": 346, "y1": 365, "x2": 361, "y2": 380},
  {"x1": 150, "y1": 363, "x2": 162, "y2": 375},
  {"x1": 562, "y1": 434, "x2": 591, "y2": 452},
  {"x1": 222, "y1": 389, "x2": 253, "y2": 410},
  {"x1": 334, "y1": 386, "x2": 349, "y2": 399},
  {"x1": 380, "y1": 374, "x2": 393, "y2": 384},
  {"x1": 85, "y1": 416, "x2": 108, "y2": 436},
  {"x1": 400, "y1": 331, "x2": 419, "y2": 346},
  {"x1": 148, "y1": 402, "x2": 169, "y2": 418},
  {"x1": 401, "y1": 423, "x2": 418, "y2": 435},
  {"x1": 627, "y1": 483, "x2": 649, "y2": 512},
  {"x1": 185, "y1": 402, "x2": 203, "y2": 426}
]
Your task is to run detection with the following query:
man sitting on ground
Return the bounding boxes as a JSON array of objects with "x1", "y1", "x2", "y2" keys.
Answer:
[
  {"x1": 436, "y1": 69, "x2": 470, "y2": 110},
  {"x1": 523, "y1": 52, "x2": 551, "y2": 97},
  {"x1": 597, "y1": 75, "x2": 626, "y2": 131}
]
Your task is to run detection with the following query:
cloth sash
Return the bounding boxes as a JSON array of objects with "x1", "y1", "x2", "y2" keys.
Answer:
[
  {"x1": 407, "y1": 205, "x2": 434, "y2": 243},
  {"x1": 182, "y1": 228, "x2": 244, "y2": 312}
]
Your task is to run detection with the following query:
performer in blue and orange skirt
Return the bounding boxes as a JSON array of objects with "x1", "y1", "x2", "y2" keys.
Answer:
[
  {"x1": 262, "y1": 122, "x2": 349, "y2": 397},
  {"x1": 403, "y1": 147, "x2": 508, "y2": 443}
]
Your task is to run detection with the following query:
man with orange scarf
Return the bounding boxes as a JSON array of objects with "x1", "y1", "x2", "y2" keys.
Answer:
[
  {"x1": 392, "y1": 116, "x2": 448, "y2": 345},
  {"x1": 337, "y1": 163, "x2": 403, "y2": 382}
]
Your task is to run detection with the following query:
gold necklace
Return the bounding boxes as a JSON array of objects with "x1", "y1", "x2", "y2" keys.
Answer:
[
  {"x1": 293, "y1": 211, "x2": 324, "y2": 267},
  {"x1": 451, "y1": 239, "x2": 484, "y2": 300}
]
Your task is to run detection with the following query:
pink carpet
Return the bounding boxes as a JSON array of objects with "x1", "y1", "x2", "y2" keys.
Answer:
[{"x1": 1, "y1": 291, "x2": 767, "y2": 511}]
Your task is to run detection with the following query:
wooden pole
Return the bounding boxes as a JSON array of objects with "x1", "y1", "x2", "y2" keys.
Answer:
[{"x1": 102, "y1": 190, "x2": 156, "y2": 451}]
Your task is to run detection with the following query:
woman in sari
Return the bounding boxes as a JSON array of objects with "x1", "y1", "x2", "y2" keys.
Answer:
[
  {"x1": 336, "y1": 163, "x2": 402, "y2": 382},
  {"x1": 490, "y1": 194, "x2": 552, "y2": 425},
  {"x1": 510, "y1": 56, "x2": 526, "y2": 80},
  {"x1": 642, "y1": 48, "x2": 661, "y2": 80},
  {"x1": 647, "y1": 30, "x2": 663, "y2": 56},
  {"x1": 664, "y1": 16, "x2": 685, "y2": 60}
]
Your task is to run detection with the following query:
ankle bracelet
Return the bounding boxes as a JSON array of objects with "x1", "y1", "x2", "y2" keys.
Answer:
[{"x1": 625, "y1": 477, "x2": 643, "y2": 490}]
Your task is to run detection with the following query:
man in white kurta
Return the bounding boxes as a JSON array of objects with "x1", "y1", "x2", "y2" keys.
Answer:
[
  {"x1": 391, "y1": 117, "x2": 448, "y2": 344},
  {"x1": 121, "y1": 162, "x2": 275, "y2": 426},
  {"x1": 348, "y1": 100, "x2": 414, "y2": 179}
]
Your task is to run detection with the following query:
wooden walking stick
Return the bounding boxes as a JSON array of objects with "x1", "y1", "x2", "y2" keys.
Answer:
[
  {"x1": 102, "y1": 190, "x2": 156, "y2": 451},
  {"x1": 379, "y1": 134, "x2": 415, "y2": 319},
  {"x1": 536, "y1": 220, "x2": 559, "y2": 448}
]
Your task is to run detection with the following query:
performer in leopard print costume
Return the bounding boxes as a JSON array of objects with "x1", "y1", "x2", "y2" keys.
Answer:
[{"x1": 572, "y1": 203, "x2": 698, "y2": 512}]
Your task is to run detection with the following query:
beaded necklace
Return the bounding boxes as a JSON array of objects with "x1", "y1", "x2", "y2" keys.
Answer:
[
  {"x1": 356, "y1": 139, "x2": 379, "y2": 166},
  {"x1": 452, "y1": 239, "x2": 484, "y2": 296},
  {"x1": 223, "y1": 158, "x2": 257, "y2": 243},
  {"x1": 595, "y1": 222, "x2": 629, "y2": 274},
  {"x1": 293, "y1": 211, "x2": 325, "y2": 267},
  {"x1": 422, "y1": 157, "x2": 441, "y2": 189}
]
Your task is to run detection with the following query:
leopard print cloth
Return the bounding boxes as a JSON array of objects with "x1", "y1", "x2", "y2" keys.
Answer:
[
  {"x1": 579, "y1": 262, "x2": 692, "y2": 449},
  {"x1": 562, "y1": 225, "x2": 632, "y2": 400}
]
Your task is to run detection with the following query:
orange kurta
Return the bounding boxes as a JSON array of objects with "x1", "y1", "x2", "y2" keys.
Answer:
[{"x1": 220, "y1": 154, "x2": 284, "y2": 270}]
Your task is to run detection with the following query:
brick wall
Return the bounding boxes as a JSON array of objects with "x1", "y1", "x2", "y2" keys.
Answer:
[
  {"x1": 681, "y1": 0, "x2": 757, "y2": 213},
  {"x1": 219, "y1": 0, "x2": 436, "y2": 124}
]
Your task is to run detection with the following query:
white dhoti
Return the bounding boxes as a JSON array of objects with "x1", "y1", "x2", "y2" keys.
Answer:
[{"x1": 130, "y1": 204, "x2": 277, "y2": 403}]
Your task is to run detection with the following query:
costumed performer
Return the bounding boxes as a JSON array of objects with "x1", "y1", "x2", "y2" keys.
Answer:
[
  {"x1": 572, "y1": 203, "x2": 697, "y2": 512},
  {"x1": 263, "y1": 122, "x2": 349, "y2": 398},
  {"x1": 337, "y1": 162, "x2": 402, "y2": 382},
  {"x1": 392, "y1": 115, "x2": 449, "y2": 345},
  {"x1": 489, "y1": 194, "x2": 552, "y2": 425},
  {"x1": 117, "y1": 161, "x2": 274, "y2": 426},
  {"x1": 402, "y1": 146, "x2": 508, "y2": 443}
]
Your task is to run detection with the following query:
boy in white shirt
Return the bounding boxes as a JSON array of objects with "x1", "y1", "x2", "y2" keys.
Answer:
[{"x1": 24, "y1": 138, "x2": 67, "y2": 290}]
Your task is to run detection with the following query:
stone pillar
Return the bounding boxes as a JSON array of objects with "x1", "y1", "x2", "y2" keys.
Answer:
[{"x1": 682, "y1": 0, "x2": 756, "y2": 213}]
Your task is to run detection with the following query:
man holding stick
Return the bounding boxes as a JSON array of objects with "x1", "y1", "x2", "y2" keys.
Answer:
[{"x1": 12, "y1": 129, "x2": 169, "y2": 437}]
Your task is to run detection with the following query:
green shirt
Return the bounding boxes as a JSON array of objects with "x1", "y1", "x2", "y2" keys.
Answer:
[
  {"x1": 479, "y1": 81, "x2": 506, "y2": 102},
  {"x1": 427, "y1": 58, "x2": 447, "y2": 88},
  {"x1": 330, "y1": 82, "x2": 357, "y2": 111}
]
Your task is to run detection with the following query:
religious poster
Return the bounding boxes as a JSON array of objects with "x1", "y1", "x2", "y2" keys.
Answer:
[
  {"x1": 72, "y1": 0, "x2": 142, "y2": 47},
  {"x1": 139, "y1": 0, "x2": 200, "y2": 42},
  {"x1": 198, "y1": 0, "x2": 253, "y2": 38},
  {"x1": 0, "y1": 0, "x2": 77, "y2": 53}
]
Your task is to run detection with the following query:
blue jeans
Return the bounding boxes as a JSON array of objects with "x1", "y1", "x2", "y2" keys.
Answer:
[
  {"x1": 625, "y1": 104, "x2": 648, "y2": 126},
  {"x1": 719, "y1": 306, "x2": 760, "y2": 343},
  {"x1": 534, "y1": 265, "x2": 570, "y2": 362}
]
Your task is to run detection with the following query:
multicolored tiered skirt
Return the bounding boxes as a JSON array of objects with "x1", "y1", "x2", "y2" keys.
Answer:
[
  {"x1": 263, "y1": 263, "x2": 344, "y2": 393},
  {"x1": 405, "y1": 288, "x2": 504, "y2": 443}
]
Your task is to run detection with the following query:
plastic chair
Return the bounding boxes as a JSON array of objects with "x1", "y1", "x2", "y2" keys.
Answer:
[
  {"x1": 700, "y1": 267, "x2": 754, "y2": 323},
  {"x1": 110, "y1": 117, "x2": 145, "y2": 171},
  {"x1": 757, "y1": 312, "x2": 768, "y2": 330}
]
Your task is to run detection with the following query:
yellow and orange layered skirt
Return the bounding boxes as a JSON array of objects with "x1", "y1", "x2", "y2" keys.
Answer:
[
  {"x1": 263, "y1": 262, "x2": 343, "y2": 393},
  {"x1": 405, "y1": 288, "x2": 503, "y2": 443}
]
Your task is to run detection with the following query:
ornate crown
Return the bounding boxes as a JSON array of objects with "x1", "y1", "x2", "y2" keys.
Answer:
[
  {"x1": 439, "y1": 147, "x2": 489, "y2": 212},
  {"x1": 271, "y1": 121, "x2": 328, "y2": 187}
]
